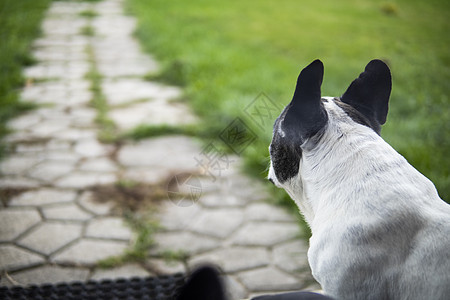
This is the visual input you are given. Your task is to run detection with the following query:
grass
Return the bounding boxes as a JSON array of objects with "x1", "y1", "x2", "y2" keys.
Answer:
[
  {"x1": 80, "y1": 25, "x2": 95, "y2": 36},
  {"x1": 85, "y1": 45, "x2": 118, "y2": 143},
  {"x1": 127, "y1": 0, "x2": 450, "y2": 203},
  {"x1": 79, "y1": 9, "x2": 99, "y2": 18},
  {"x1": 97, "y1": 212, "x2": 160, "y2": 268},
  {"x1": 0, "y1": 0, "x2": 52, "y2": 159}
]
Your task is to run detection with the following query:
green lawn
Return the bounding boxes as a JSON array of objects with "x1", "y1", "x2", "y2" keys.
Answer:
[
  {"x1": 0, "y1": 0, "x2": 52, "y2": 157},
  {"x1": 126, "y1": 0, "x2": 449, "y2": 203}
]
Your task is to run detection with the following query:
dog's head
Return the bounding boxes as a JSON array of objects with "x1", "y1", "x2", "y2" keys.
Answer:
[{"x1": 268, "y1": 60, "x2": 391, "y2": 218}]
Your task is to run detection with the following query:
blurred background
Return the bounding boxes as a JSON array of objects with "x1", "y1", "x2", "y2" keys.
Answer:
[
  {"x1": 127, "y1": 0, "x2": 450, "y2": 203},
  {"x1": 1, "y1": 0, "x2": 449, "y2": 204}
]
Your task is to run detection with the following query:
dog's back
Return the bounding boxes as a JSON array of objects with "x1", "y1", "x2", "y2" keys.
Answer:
[{"x1": 305, "y1": 115, "x2": 450, "y2": 299}]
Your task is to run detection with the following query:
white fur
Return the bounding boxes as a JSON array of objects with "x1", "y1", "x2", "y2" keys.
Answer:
[{"x1": 269, "y1": 99, "x2": 450, "y2": 300}]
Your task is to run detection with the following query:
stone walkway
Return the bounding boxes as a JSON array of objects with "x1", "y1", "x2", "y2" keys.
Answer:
[{"x1": 0, "y1": 0, "x2": 317, "y2": 298}]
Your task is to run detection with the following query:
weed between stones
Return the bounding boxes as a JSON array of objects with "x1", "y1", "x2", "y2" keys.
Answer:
[
  {"x1": 79, "y1": 9, "x2": 98, "y2": 18},
  {"x1": 91, "y1": 176, "x2": 193, "y2": 269},
  {"x1": 84, "y1": 45, "x2": 117, "y2": 143},
  {"x1": 80, "y1": 25, "x2": 95, "y2": 37},
  {"x1": 90, "y1": 180, "x2": 166, "y2": 213}
]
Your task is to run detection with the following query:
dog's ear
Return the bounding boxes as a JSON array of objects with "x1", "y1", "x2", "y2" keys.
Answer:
[
  {"x1": 282, "y1": 59, "x2": 328, "y2": 144},
  {"x1": 341, "y1": 59, "x2": 392, "y2": 127},
  {"x1": 177, "y1": 265, "x2": 227, "y2": 300}
]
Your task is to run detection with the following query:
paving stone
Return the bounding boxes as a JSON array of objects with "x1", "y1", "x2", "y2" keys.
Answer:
[
  {"x1": 86, "y1": 217, "x2": 132, "y2": 241},
  {"x1": 42, "y1": 18, "x2": 88, "y2": 36},
  {"x1": 146, "y1": 259, "x2": 186, "y2": 275},
  {"x1": 195, "y1": 176, "x2": 223, "y2": 194},
  {"x1": 227, "y1": 175, "x2": 269, "y2": 202},
  {"x1": 34, "y1": 106, "x2": 69, "y2": 119},
  {"x1": 225, "y1": 275, "x2": 248, "y2": 300},
  {"x1": 9, "y1": 188, "x2": 77, "y2": 207},
  {"x1": 199, "y1": 193, "x2": 246, "y2": 208},
  {"x1": 46, "y1": 139, "x2": 73, "y2": 151},
  {"x1": 189, "y1": 246, "x2": 269, "y2": 273},
  {"x1": 0, "y1": 208, "x2": 41, "y2": 242},
  {"x1": 69, "y1": 107, "x2": 97, "y2": 124},
  {"x1": 47, "y1": 1, "x2": 91, "y2": 15},
  {"x1": 28, "y1": 161, "x2": 75, "y2": 181},
  {"x1": 43, "y1": 151, "x2": 81, "y2": 163},
  {"x1": 33, "y1": 48, "x2": 87, "y2": 62},
  {"x1": 245, "y1": 202, "x2": 294, "y2": 222},
  {"x1": 33, "y1": 36, "x2": 88, "y2": 48},
  {"x1": 231, "y1": 222, "x2": 300, "y2": 247},
  {"x1": 3, "y1": 132, "x2": 40, "y2": 144},
  {"x1": 77, "y1": 191, "x2": 113, "y2": 215},
  {"x1": 273, "y1": 240, "x2": 310, "y2": 274},
  {"x1": 52, "y1": 239, "x2": 128, "y2": 265},
  {"x1": 157, "y1": 202, "x2": 203, "y2": 231},
  {"x1": 0, "y1": 245, "x2": 45, "y2": 272},
  {"x1": 24, "y1": 62, "x2": 89, "y2": 80},
  {"x1": 102, "y1": 79, "x2": 181, "y2": 105},
  {"x1": 55, "y1": 172, "x2": 117, "y2": 189},
  {"x1": 90, "y1": 263, "x2": 151, "y2": 280},
  {"x1": 92, "y1": 15, "x2": 136, "y2": 37},
  {"x1": 29, "y1": 120, "x2": 71, "y2": 137},
  {"x1": 74, "y1": 139, "x2": 110, "y2": 158},
  {"x1": 18, "y1": 222, "x2": 82, "y2": 255},
  {"x1": 93, "y1": 39, "x2": 146, "y2": 62},
  {"x1": 238, "y1": 266, "x2": 302, "y2": 292},
  {"x1": 152, "y1": 231, "x2": 219, "y2": 255},
  {"x1": 42, "y1": 203, "x2": 93, "y2": 221},
  {"x1": 97, "y1": 58, "x2": 157, "y2": 78},
  {"x1": 21, "y1": 82, "x2": 91, "y2": 106},
  {"x1": 78, "y1": 157, "x2": 118, "y2": 172},
  {"x1": 15, "y1": 142, "x2": 47, "y2": 153},
  {"x1": 110, "y1": 100, "x2": 197, "y2": 131},
  {"x1": 121, "y1": 168, "x2": 166, "y2": 185},
  {"x1": 189, "y1": 208, "x2": 244, "y2": 239},
  {"x1": 117, "y1": 136, "x2": 202, "y2": 172},
  {"x1": 6, "y1": 113, "x2": 41, "y2": 131},
  {"x1": 0, "y1": 155, "x2": 43, "y2": 175},
  {"x1": 0, "y1": 176, "x2": 41, "y2": 189},
  {"x1": 1, "y1": 266, "x2": 89, "y2": 286},
  {"x1": 52, "y1": 128, "x2": 97, "y2": 141}
]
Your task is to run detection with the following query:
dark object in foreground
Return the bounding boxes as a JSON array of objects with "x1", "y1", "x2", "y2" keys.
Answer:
[
  {"x1": 176, "y1": 265, "x2": 226, "y2": 300},
  {"x1": 0, "y1": 273, "x2": 185, "y2": 300}
]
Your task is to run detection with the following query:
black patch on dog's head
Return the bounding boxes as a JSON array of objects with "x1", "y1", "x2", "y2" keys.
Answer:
[
  {"x1": 270, "y1": 60, "x2": 328, "y2": 183},
  {"x1": 270, "y1": 109, "x2": 302, "y2": 183},
  {"x1": 334, "y1": 98, "x2": 382, "y2": 134},
  {"x1": 341, "y1": 59, "x2": 391, "y2": 132}
]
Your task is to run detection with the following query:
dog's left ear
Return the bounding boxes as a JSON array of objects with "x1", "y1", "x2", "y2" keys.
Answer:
[
  {"x1": 341, "y1": 59, "x2": 392, "y2": 128},
  {"x1": 283, "y1": 59, "x2": 328, "y2": 144}
]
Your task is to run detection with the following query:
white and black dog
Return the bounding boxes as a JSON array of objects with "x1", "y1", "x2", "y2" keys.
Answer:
[{"x1": 268, "y1": 59, "x2": 450, "y2": 300}]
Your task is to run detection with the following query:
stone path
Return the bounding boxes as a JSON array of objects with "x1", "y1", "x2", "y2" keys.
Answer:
[{"x1": 0, "y1": 0, "x2": 318, "y2": 298}]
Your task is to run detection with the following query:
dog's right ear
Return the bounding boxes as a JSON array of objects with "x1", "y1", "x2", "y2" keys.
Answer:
[
  {"x1": 282, "y1": 60, "x2": 328, "y2": 145},
  {"x1": 177, "y1": 265, "x2": 227, "y2": 300},
  {"x1": 341, "y1": 59, "x2": 392, "y2": 133}
]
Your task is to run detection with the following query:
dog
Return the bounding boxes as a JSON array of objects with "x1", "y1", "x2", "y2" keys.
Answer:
[{"x1": 267, "y1": 59, "x2": 450, "y2": 300}]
